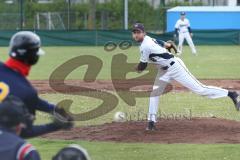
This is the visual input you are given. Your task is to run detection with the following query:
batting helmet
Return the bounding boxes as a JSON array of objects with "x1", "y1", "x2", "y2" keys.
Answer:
[
  {"x1": 0, "y1": 96, "x2": 32, "y2": 128},
  {"x1": 52, "y1": 144, "x2": 91, "y2": 160},
  {"x1": 9, "y1": 31, "x2": 45, "y2": 65}
]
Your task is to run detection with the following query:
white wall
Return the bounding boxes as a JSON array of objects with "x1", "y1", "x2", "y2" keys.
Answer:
[{"x1": 228, "y1": 0, "x2": 237, "y2": 6}]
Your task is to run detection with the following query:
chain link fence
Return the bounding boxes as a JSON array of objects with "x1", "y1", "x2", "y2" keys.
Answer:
[{"x1": 0, "y1": 0, "x2": 204, "y2": 31}]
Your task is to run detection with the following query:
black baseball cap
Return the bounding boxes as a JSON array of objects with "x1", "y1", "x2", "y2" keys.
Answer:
[
  {"x1": 0, "y1": 96, "x2": 31, "y2": 128},
  {"x1": 132, "y1": 23, "x2": 145, "y2": 32},
  {"x1": 180, "y1": 12, "x2": 186, "y2": 15},
  {"x1": 52, "y1": 144, "x2": 91, "y2": 160}
]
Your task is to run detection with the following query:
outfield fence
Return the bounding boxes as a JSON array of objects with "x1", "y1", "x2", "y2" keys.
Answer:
[{"x1": 0, "y1": 30, "x2": 239, "y2": 46}]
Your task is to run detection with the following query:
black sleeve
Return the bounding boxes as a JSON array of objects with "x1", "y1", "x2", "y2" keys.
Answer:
[
  {"x1": 156, "y1": 39, "x2": 165, "y2": 47},
  {"x1": 35, "y1": 98, "x2": 55, "y2": 114},
  {"x1": 137, "y1": 62, "x2": 148, "y2": 71},
  {"x1": 175, "y1": 28, "x2": 179, "y2": 35},
  {"x1": 188, "y1": 27, "x2": 192, "y2": 33},
  {"x1": 20, "y1": 123, "x2": 62, "y2": 138}
]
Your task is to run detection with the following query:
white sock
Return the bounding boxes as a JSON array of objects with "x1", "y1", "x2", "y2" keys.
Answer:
[{"x1": 148, "y1": 96, "x2": 160, "y2": 122}]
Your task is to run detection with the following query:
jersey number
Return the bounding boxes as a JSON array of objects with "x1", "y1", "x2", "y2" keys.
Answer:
[{"x1": 0, "y1": 82, "x2": 9, "y2": 102}]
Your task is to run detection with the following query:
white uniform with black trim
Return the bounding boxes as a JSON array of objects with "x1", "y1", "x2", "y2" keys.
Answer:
[
  {"x1": 139, "y1": 35, "x2": 228, "y2": 122},
  {"x1": 175, "y1": 18, "x2": 197, "y2": 54}
]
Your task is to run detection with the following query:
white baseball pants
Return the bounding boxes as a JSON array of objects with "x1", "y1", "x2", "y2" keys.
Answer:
[
  {"x1": 178, "y1": 32, "x2": 197, "y2": 55},
  {"x1": 148, "y1": 57, "x2": 228, "y2": 122}
]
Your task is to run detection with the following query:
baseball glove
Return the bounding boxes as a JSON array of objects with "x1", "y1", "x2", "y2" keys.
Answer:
[
  {"x1": 53, "y1": 107, "x2": 74, "y2": 130},
  {"x1": 165, "y1": 40, "x2": 178, "y2": 54}
]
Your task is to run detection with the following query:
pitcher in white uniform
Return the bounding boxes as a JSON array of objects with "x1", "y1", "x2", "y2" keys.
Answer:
[
  {"x1": 174, "y1": 12, "x2": 197, "y2": 55},
  {"x1": 131, "y1": 23, "x2": 240, "y2": 131}
]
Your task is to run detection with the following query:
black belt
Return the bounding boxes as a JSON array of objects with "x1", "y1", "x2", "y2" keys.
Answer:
[
  {"x1": 161, "y1": 61, "x2": 175, "y2": 70},
  {"x1": 149, "y1": 53, "x2": 174, "y2": 60}
]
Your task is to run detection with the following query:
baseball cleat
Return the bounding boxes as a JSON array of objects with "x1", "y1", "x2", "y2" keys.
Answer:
[
  {"x1": 229, "y1": 91, "x2": 240, "y2": 111},
  {"x1": 237, "y1": 101, "x2": 240, "y2": 111},
  {"x1": 146, "y1": 121, "x2": 157, "y2": 131}
]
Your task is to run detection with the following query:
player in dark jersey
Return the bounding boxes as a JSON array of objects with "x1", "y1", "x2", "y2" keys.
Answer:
[
  {"x1": 0, "y1": 96, "x2": 41, "y2": 160},
  {"x1": 0, "y1": 31, "x2": 73, "y2": 138}
]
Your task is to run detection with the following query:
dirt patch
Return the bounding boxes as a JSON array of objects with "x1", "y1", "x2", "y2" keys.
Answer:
[
  {"x1": 32, "y1": 79, "x2": 240, "y2": 94},
  {"x1": 43, "y1": 118, "x2": 240, "y2": 144},
  {"x1": 37, "y1": 80, "x2": 240, "y2": 143}
]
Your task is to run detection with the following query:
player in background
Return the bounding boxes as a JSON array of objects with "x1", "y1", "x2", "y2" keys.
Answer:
[
  {"x1": 174, "y1": 12, "x2": 197, "y2": 55},
  {"x1": 0, "y1": 31, "x2": 73, "y2": 138},
  {"x1": 132, "y1": 23, "x2": 240, "y2": 131}
]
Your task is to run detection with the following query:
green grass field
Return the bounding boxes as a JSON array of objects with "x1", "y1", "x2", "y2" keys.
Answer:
[
  {"x1": 30, "y1": 139, "x2": 240, "y2": 160},
  {"x1": 1, "y1": 45, "x2": 240, "y2": 79},
  {"x1": 1, "y1": 45, "x2": 240, "y2": 160}
]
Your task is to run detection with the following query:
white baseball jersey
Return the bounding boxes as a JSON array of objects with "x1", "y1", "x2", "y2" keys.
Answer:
[
  {"x1": 175, "y1": 18, "x2": 190, "y2": 33},
  {"x1": 143, "y1": 35, "x2": 228, "y2": 123},
  {"x1": 139, "y1": 35, "x2": 173, "y2": 67}
]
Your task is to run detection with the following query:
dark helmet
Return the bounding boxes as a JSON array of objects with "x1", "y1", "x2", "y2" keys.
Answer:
[
  {"x1": 52, "y1": 144, "x2": 91, "y2": 160},
  {"x1": 0, "y1": 96, "x2": 32, "y2": 128},
  {"x1": 9, "y1": 31, "x2": 45, "y2": 65}
]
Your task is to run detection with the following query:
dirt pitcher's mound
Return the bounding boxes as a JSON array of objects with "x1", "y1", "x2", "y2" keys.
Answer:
[
  {"x1": 32, "y1": 79, "x2": 240, "y2": 94},
  {"x1": 43, "y1": 118, "x2": 240, "y2": 144}
]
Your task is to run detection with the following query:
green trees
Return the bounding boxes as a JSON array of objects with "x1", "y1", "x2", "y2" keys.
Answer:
[{"x1": 0, "y1": 0, "x2": 202, "y2": 30}]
